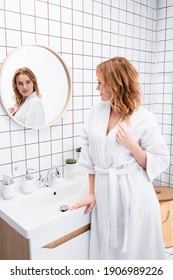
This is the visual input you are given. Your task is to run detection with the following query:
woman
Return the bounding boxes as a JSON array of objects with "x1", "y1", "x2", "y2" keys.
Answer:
[
  {"x1": 71, "y1": 57, "x2": 170, "y2": 260},
  {"x1": 10, "y1": 67, "x2": 45, "y2": 127}
]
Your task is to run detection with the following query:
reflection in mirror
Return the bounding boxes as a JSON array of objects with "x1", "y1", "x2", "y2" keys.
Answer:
[
  {"x1": 10, "y1": 67, "x2": 45, "y2": 127},
  {"x1": 0, "y1": 45, "x2": 71, "y2": 129}
]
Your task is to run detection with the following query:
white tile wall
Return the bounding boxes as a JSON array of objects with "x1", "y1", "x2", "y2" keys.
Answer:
[
  {"x1": 154, "y1": 2, "x2": 173, "y2": 186},
  {"x1": 0, "y1": 0, "x2": 172, "y2": 188}
]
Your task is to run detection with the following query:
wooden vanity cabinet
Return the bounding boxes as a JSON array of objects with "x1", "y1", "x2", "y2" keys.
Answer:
[
  {"x1": 155, "y1": 186, "x2": 173, "y2": 248},
  {"x1": 0, "y1": 218, "x2": 30, "y2": 260},
  {"x1": 0, "y1": 217, "x2": 90, "y2": 260}
]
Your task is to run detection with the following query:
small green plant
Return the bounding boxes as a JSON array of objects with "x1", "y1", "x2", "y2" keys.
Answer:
[
  {"x1": 75, "y1": 147, "x2": 82, "y2": 152},
  {"x1": 65, "y1": 158, "x2": 77, "y2": 164}
]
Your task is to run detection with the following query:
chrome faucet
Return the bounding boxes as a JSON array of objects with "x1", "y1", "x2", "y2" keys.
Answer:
[{"x1": 41, "y1": 166, "x2": 61, "y2": 187}]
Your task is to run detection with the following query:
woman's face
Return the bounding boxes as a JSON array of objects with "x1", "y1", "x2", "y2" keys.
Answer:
[
  {"x1": 16, "y1": 74, "x2": 34, "y2": 99},
  {"x1": 96, "y1": 76, "x2": 111, "y2": 102}
]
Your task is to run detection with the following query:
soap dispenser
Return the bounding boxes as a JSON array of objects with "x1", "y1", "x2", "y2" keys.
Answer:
[
  {"x1": 2, "y1": 175, "x2": 15, "y2": 200},
  {"x1": 22, "y1": 168, "x2": 34, "y2": 194}
]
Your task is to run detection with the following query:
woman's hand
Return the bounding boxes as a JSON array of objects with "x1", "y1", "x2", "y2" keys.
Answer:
[
  {"x1": 116, "y1": 122, "x2": 147, "y2": 169},
  {"x1": 70, "y1": 193, "x2": 96, "y2": 215},
  {"x1": 8, "y1": 107, "x2": 15, "y2": 114},
  {"x1": 115, "y1": 122, "x2": 137, "y2": 151}
]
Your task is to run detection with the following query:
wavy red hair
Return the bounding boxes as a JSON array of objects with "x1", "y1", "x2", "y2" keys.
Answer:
[{"x1": 96, "y1": 57, "x2": 141, "y2": 120}]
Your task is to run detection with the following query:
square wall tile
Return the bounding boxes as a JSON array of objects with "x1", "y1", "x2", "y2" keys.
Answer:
[
  {"x1": 39, "y1": 128, "x2": 51, "y2": 142},
  {"x1": 83, "y1": 42, "x2": 92, "y2": 55},
  {"x1": 0, "y1": 116, "x2": 10, "y2": 131},
  {"x1": 72, "y1": 0, "x2": 82, "y2": 11},
  {"x1": 5, "y1": 11, "x2": 21, "y2": 30},
  {"x1": 49, "y1": 20, "x2": 60, "y2": 36},
  {"x1": 74, "y1": 110, "x2": 83, "y2": 123},
  {"x1": 35, "y1": 1, "x2": 48, "y2": 18},
  {"x1": 62, "y1": 38, "x2": 72, "y2": 53},
  {"x1": 73, "y1": 97, "x2": 83, "y2": 110},
  {"x1": 84, "y1": 27, "x2": 93, "y2": 42},
  {"x1": 63, "y1": 124, "x2": 73, "y2": 138},
  {"x1": 39, "y1": 155, "x2": 51, "y2": 171},
  {"x1": 62, "y1": 23, "x2": 72, "y2": 39},
  {"x1": 6, "y1": 30, "x2": 21, "y2": 47},
  {"x1": 61, "y1": 7, "x2": 72, "y2": 24},
  {"x1": 63, "y1": 138, "x2": 73, "y2": 151},
  {"x1": 83, "y1": 13, "x2": 92, "y2": 28},
  {"x1": 73, "y1": 10, "x2": 83, "y2": 26},
  {"x1": 63, "y1": 110, "x2": 73, "y2": 124},
  {"x1": 48, "y1": 4, "x2": 60, "y2": 20},
  {"x1": 21, "y1": 32, "x2": 36, "y2": 45},
  {"x1": 39, "y1": 142, "x2": 51, "y2": 157},
  {"x1": 25, "y1": 130, "x2": 39, "y2": 144},
  {"x1": 20, "y1": 0, "x2": 35, "y2": 15},
  {"x1": 36, "y1": 18, "x2": 48, "y2": 34},
  {"x1": 36, "y1": 34, "x2": 49, "y2": 46},
  {"x1": 83, "y1": 0, "x2": 93, "y2": 14},
  {"x1": 73, "y1": 25, "x2": 83, "y2": 40},
  {"x1": 51, "y1": 139, "x2": 62, "y2": 154},
  {"x1": 93, "y1": 2, "x2": 102, "y2": 16},
  {"x1": 0, "y1": 132, "x2": 11, "y2": 149},
  {"x1": 4, "y1": 0, "x2": 20, "y2": 12},
  {"x1": 52, "y1": 154, "x2": 63, "y2": 168},
  {"x1": 74, "y1": 123, "x2": 82, "y2": 136},
  {"x1": 27, "y1": 158, "x2": 39, "y2": 173},
  {"x1": 49, "y1": 0, "x2": 60, "y2": 4},
  {"x1": 51, "y1": 126, "x2": 62, "y2": 140},
  {"x1": 73, "y1": 40, "x2": 83, "y2": 55},
  {"x1": 93, "y1": 15, "x2": 102, "y2": 30},
  {"x1": 26, "y1": 143, "x2": 39, "y2": 159},
  {"x1": 0, "y1": 148, "x2": 11, "y2": 165},
  {"x1": 12, "y1": 146, "x2": 26, "y2": 162},
  {"x1": 0, "y1": 164, "x2": 12, "y2": 181},
  {"x1": 73, "y1": 83, "x2": 83, "y2": 96},
  {"x1": 21, "y1": 14, "x2": 36, "y2": 33},
  {"x1": 11, "y1": 130, "x2": 25, "y2": 146}
]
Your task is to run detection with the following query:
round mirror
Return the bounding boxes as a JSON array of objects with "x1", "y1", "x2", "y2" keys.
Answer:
[{"x1": 0, "y1": 45, "x2": 71, "y2": 129}]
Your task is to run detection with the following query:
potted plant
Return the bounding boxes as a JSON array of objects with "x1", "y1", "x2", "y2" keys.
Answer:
[
  {"x1": 65, "y1": 158, "x2": 77, "y2": 179},
  {"x1": 75, "y1": 147, "x2": 82, "y2": 160}
]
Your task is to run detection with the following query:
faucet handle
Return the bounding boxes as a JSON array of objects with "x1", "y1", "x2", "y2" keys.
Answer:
[
  {"x1": 25, "y1": 168, "x2": 34, "y2": 180},
  {"x1": 50, "y1": 166, "x2": 61, "y2": 178},
  {"x1": 55, "y1": 166, "x2": 61, "y2": 177}
]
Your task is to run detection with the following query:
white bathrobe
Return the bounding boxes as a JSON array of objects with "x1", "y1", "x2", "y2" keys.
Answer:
[
  {"x1": 14, "y1": 92, "x2": 45, "y2": 127},
  {"x1": 79, "y1": 101, "x2": 170, "y2": 260}
]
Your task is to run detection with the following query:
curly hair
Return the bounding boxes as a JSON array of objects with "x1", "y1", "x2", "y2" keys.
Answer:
[
  {"x1": 96, "y1": 57, "x2": 141, "y2": 120},
  {"x1": 12, "y1": 67, "x2": 41, "y2": 107}
]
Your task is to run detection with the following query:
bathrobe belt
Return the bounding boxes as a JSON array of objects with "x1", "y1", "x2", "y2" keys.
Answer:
[{"x1": 94, "y1": 161, "x2": 140, "y2": 254}]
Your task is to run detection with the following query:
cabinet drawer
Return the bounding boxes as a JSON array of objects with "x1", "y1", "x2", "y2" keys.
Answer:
[{"x1": 31, "y1": 231, "x2": 90, "y2": 260}]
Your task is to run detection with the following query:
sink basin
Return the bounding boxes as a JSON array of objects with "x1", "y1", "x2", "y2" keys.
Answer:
[
  {"x1": 0, "y1": 174, "x2": 89, "y2": 238},
  {"x1": 17, "y1": 175, "x2": 88, "y2": 212}
]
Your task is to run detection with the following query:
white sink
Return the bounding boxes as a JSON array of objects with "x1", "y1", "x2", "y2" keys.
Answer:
[
  {"x1": 0, "y1": 175, "x2": 89, "y2": 238},
  {"x1": 17, "y1": 176, "x2": 88, "y2": 212}
]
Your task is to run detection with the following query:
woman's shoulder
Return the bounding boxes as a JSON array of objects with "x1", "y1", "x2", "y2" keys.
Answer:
[
  {"x1": 130, "y1": 105, "x2": 158, "y2": 128},
  {"x1": 28, "y1": 94, "x2": 42, "y2": 105},
  {"x1": 133, "y1": 105, "x2": 156, "y2": 120}
]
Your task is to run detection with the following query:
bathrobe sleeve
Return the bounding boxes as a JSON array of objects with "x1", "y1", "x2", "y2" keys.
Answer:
[
  {"x1": 78, "y1": 109, "x2": 95, "y2": 174},
  {"x1": 140, "y1": 113, "x2": 170, "y2": 182}
]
